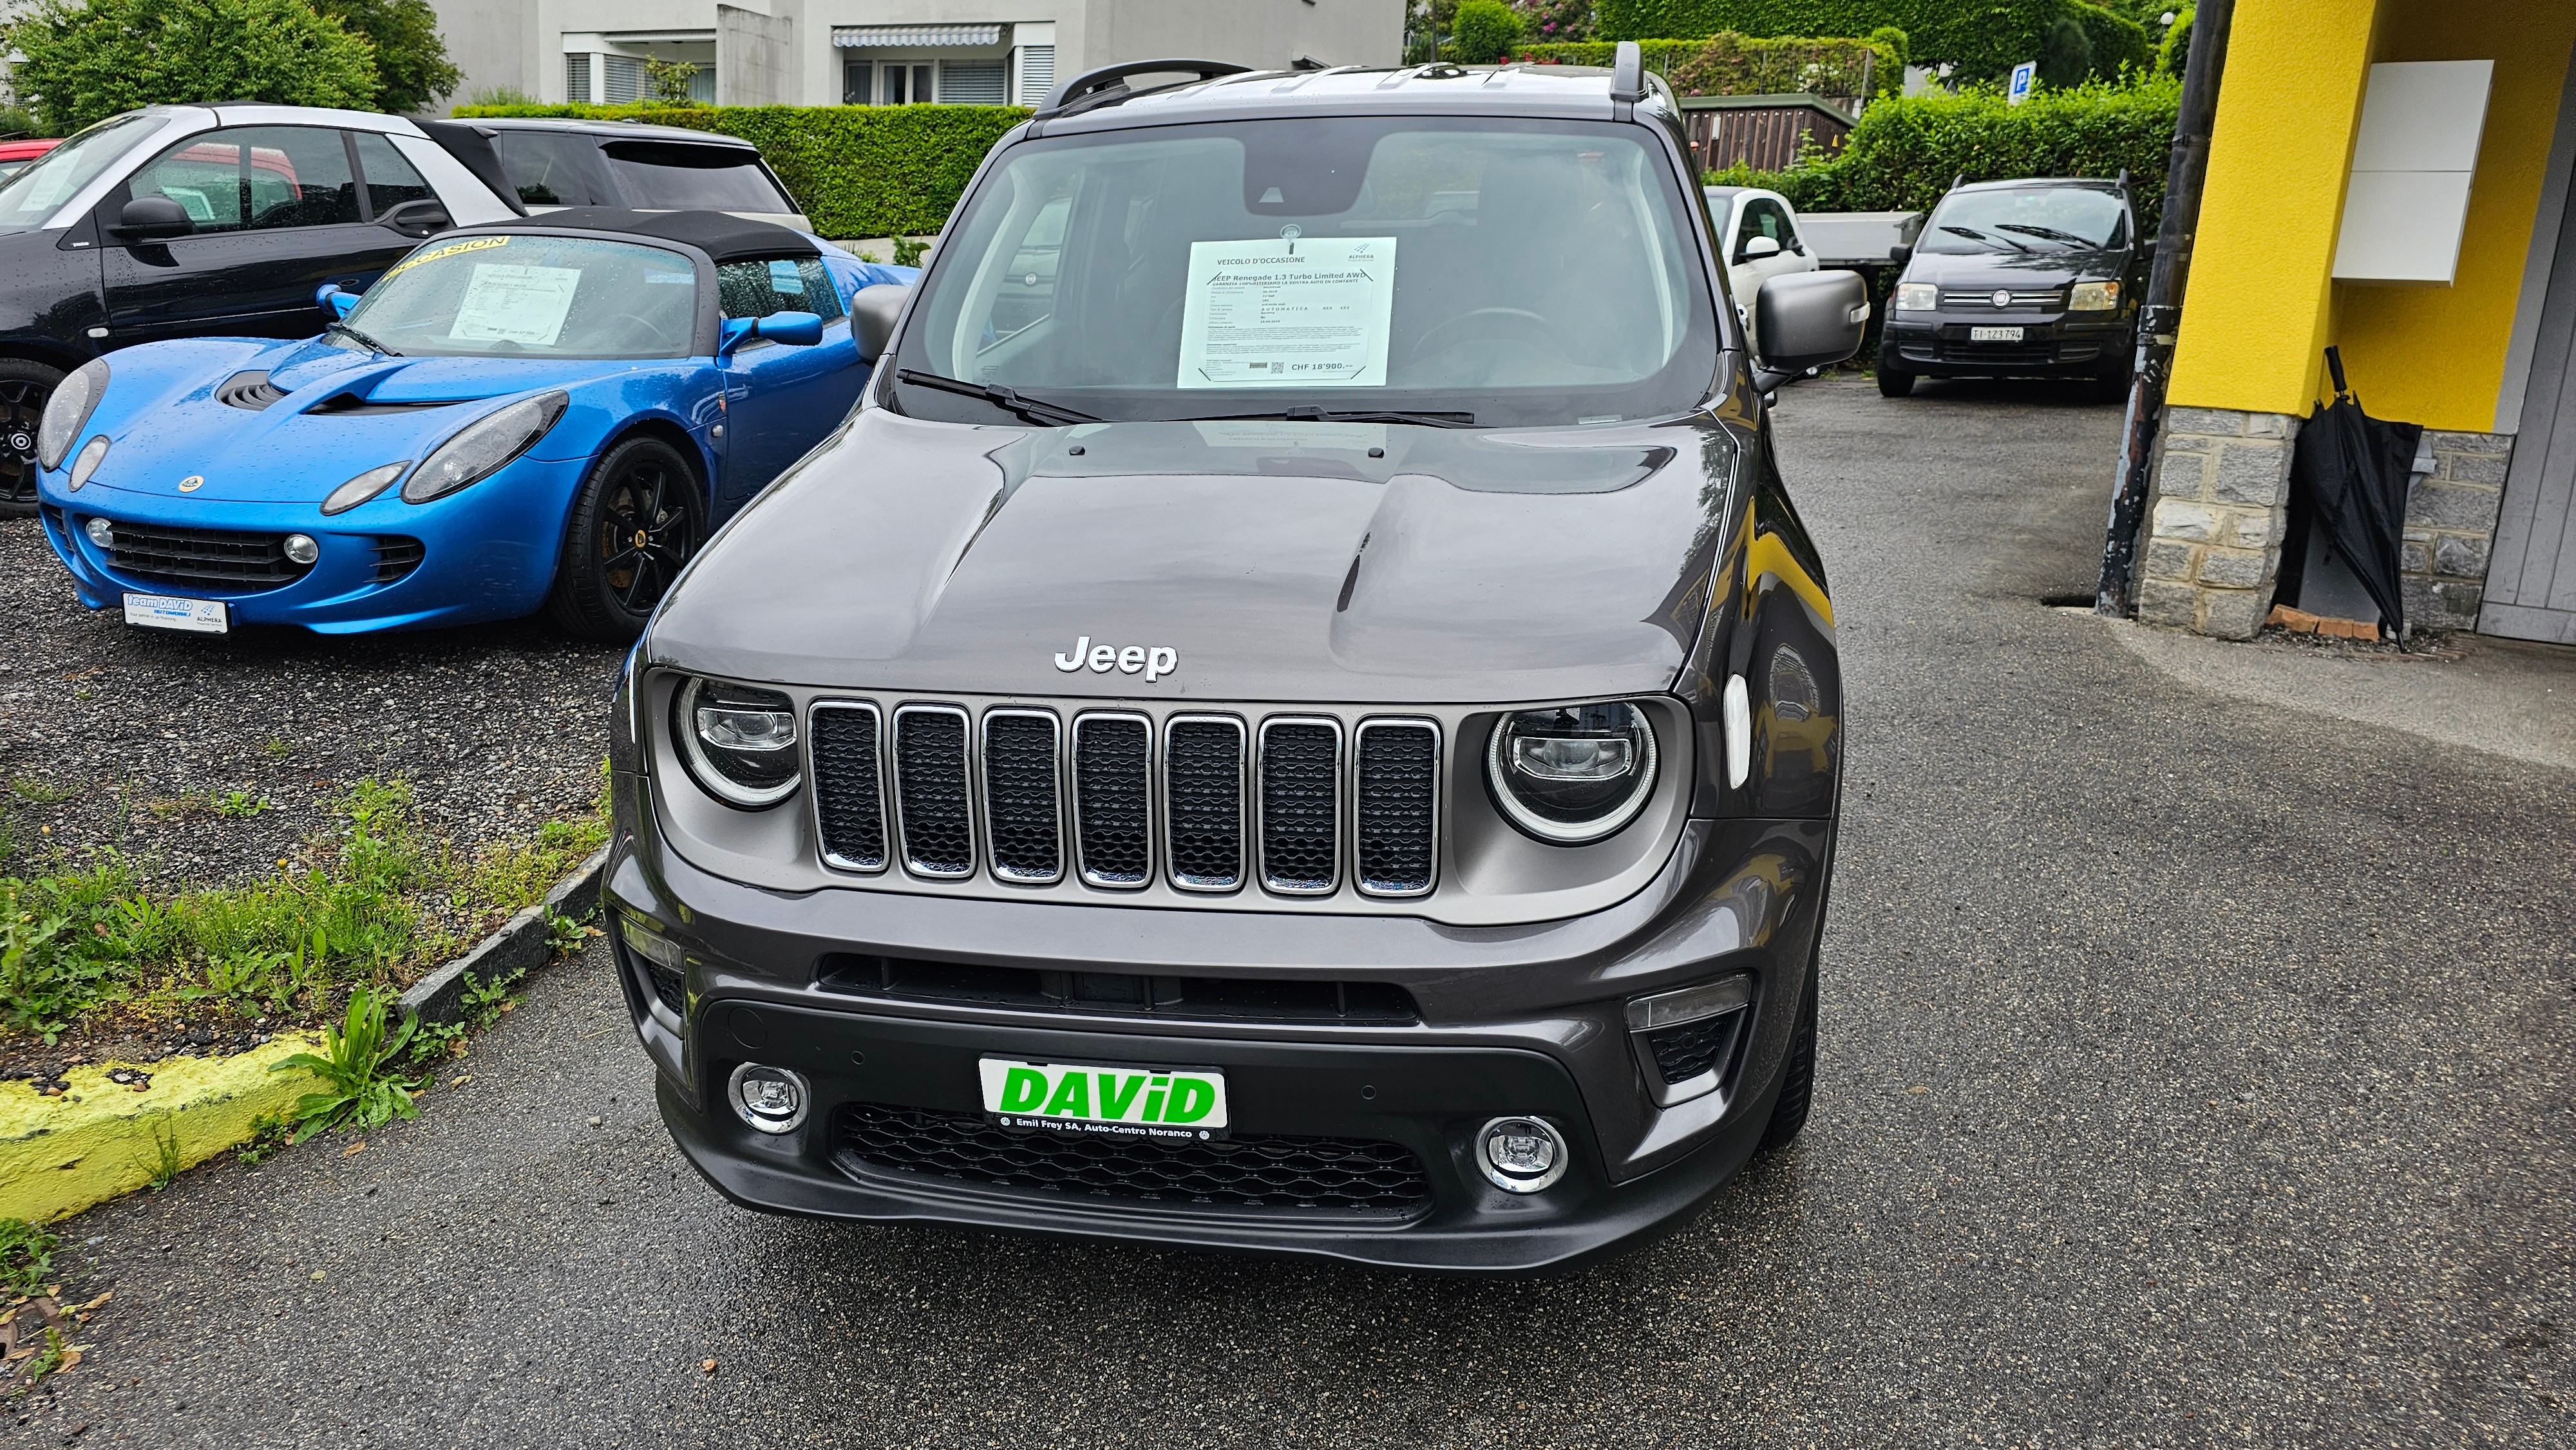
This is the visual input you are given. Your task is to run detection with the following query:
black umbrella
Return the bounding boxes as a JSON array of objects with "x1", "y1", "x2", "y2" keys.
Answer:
[{"x1": 2285, "y1": 346, "x2": 2420, "y2": 643}]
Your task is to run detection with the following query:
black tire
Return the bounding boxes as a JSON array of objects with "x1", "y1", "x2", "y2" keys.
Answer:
[
  {"x1": 0, "y1": 358, "x2": 65, "y2": 518},
  {"x1": 1876, "y1": 366, "x2": 1915, "y2": 399},
  {"x1": 1756, "y1": 941, "x2": 1821, "y2": 1154},
  {"x1": 545, "y1": 435, "x2": 703, "y2": 642}
]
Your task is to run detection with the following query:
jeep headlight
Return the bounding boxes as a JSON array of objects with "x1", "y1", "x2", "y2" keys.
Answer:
[
  {"x1": 1893, "y1": 282, "x2": 1938, "y2": 312},
  {"x1": 672, "y1": 675, "x2": 800, "y2": 809},
  {"x1": 2069, "y1": 280, "x2": 2121, "y2": 312},
  {"x1": 39, "y1": 357, "x2": 108, "y2": 470},
  {"x1": 1486, "y1": 702, "x2": 1658, "y2": 844},
  {"x1": 404, "y1": 391, "x2": 567, "y2": 504}
]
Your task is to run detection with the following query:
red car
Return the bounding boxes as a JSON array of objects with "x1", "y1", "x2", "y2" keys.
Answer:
[{"x1": 0, "y1": 139, "x2": 61, "y2": 178}]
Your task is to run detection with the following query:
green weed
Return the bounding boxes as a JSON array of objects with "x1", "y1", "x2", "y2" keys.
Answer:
[
  {"x1": 0, "y1": 1218, "x2": 56, "y2": 1297},
  {"x1": 234, "y1": 1114, "x2": 294, "y2": 1165},
  {"x1": 273, "y1": 985, "x2": 419, "y2": 1141},
  {"x1": 891, "y1": 234, "x2": 929, "y2": 267},
  {"x1": 261, "y1": 739, "x2": 294, "y2": 760},
  {"x1": 211, "y1": 791, "x2": 275, "y2": 819},
  {"x1": 144, "y1": 1122, "x2": 182, "y2": 1191},
  {"x1": 7, "y1": 778, "x2": 77, "y2": 806},
  {"x1": 0, "y1": 892, "x2": 109, "y2": 1045}
]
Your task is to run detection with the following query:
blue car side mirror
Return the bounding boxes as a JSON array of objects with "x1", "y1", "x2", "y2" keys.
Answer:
[
  {"x1": 317, "y1": 285, "x2": 359, "y2": 319},
  {"x1": 721, "y1": 310, "x2": 824, "y2": 355}
]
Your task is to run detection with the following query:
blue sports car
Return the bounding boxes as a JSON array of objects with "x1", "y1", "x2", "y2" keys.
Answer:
[{"x1": 30, "y1": 207, "x2": 912, "y2": 639}]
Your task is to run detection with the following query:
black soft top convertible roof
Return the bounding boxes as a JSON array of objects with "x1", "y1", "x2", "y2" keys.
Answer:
[{"x1": 475, "y1": 207, "x2": 819, "y2": 263}]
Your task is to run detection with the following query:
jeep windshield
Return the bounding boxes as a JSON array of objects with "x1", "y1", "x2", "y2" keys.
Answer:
[
  {"x1": 890, "y1": 116, "x2": 1721, "y2": 429},
  {"x1": 1921, "y1": 187, "x2": 2128, "y2": 254}
]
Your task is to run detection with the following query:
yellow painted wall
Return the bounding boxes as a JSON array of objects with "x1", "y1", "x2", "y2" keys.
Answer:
[
  {"x1": 2167, "y1": 0, "x2": 2382, "y2": 417},
  {"x1": 2329, "y1": 0, "x2": 2576, "y2": 431}
]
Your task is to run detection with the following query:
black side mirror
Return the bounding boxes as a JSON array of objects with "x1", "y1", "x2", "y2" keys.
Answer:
[
  {"x1": 111, "y1": 196, "x2": 192, "y2": 241},
  {"x1": 1752, "y1": 270, "x2": 1869, "y2": 391},
  {"x1": 377, "y1": 198, "x2": 451, "y2": 239},
  {"x1": 852, "y1": 282, "x2": 911, "y2": 362},
  {"x1": 1888, "y1": 241, "x2": 1913, "y2": 267}
]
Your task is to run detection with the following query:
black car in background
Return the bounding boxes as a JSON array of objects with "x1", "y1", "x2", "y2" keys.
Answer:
[
  {"x1": 1875, "y1": 176, "x2": 2145, "y2": 400},
  {"x1": 0, "y1": 104, "x2": 520, "y2": 514},
  {"x1": 477, "y1": 118, "x2": 810, "y2": 231}
]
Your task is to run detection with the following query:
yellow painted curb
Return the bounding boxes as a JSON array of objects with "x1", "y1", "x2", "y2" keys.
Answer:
[{"x1": 0, "y1": 1034, "x2": 326, "y2": 1223}]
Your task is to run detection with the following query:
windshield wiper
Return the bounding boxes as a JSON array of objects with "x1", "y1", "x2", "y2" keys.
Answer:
[
  {"x1": 1188, "y1": 406, "x2": 1475, "y2": 428},
  {"x1": 325, "y1": 320, "x2": 401, "y2": 356},
  {"x1": 895, "y1": 368, "x2": 1100, "y2": 426},
  {"x1": 1994, "y1": 223, "x2": 2100, "y2": 248},
  {"x1": 1940, "y1": 225, "x2": 2031, "y2": 254}
]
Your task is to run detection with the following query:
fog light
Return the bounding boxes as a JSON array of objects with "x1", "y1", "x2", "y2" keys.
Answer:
[
  {"x1": 83, "y1": 516, "x2": 112, "y2": 548},
  {"x1": 728, "y1": 1062, "x2": 810, "y2": 1135},
  {"x1": 616, "y1": 912, "x2": 682, "y2": 970},
  {"x1": 282, "y1": 532, "x2": 319, "y2": 565},
  {"x1": 1476, "y1": 1115, "x2": 1568, "y2": 1194}
]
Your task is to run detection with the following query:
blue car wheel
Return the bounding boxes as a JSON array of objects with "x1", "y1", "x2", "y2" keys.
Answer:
[{"x1": 545, "y1": 434, "x2": 703, "y2": 642}]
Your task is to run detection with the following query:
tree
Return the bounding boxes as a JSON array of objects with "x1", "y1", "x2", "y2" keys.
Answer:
[
  {"x1": 1445, "y1": 0, "x2": 1525, "y2": 64},
  {"x1": 4, "y1": 0, "x2": 380, "y2": 135},
  {"x1": 643, "y1": 58, "x2": 701, "y2": 108},
  {"x1": 2037, "y1": 15, "x2": 2094, "y2": 89},
  {"x1": 311, "y1": 0, "x2": 461, "y2": 115}
]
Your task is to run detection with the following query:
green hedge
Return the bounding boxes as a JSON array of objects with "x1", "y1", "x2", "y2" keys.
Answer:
[
  {"x1": 1514, "y1": 31, "x2": 1901, "y2": 100},
  {"x1": 1600, "y1": 1, "x2": 2151, "y2": 83},
  {"x1": 450, "y1": 102, "x2": 1026, "y2": 238},
  {"x1": 1707, "y1": 73, "x2": 2181, "y2": 225}
]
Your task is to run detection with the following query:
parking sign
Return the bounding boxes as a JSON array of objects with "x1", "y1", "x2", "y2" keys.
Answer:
[{"x1": 2009, "y1": 61, "x2": 2038, "y2": 104}]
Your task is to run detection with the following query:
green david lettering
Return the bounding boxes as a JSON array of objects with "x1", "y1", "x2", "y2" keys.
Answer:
[
  {"x1": 1045, "y1": 1070, "x2": 1090, "y2": 1116},
  {"x1": 1097, "y1": 1072, "x2": 1146, "y2": 1119},
  {"x1": 999, "y1": 1067, "x2": 1048, "y2": 1112},
  {"x1": 1163, "y1": 1076, "x2": 1215, "y2": 1124}
]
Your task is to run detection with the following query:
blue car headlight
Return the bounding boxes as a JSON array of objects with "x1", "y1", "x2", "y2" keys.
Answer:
[
  {"x1": 39, "y1": 358, "x2": 109, "y2": 471},
  {"x1": 66, "y1": 434, "x2": 109, "y2": 492},
  {"x1": 321, "y1": 462, "x2": 410, "y2": 516},
  {"x1": 403, "y1": 391, "x2": 569, "y2": 504}
]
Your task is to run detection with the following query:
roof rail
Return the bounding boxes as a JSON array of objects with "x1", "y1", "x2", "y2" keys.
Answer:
[
  {"x1": 1609, "y1": 41, "x2": 1647, "y2": 103},
  {"x1": 1035, "y1": 58, "x2": 1255, "y2": 121}
]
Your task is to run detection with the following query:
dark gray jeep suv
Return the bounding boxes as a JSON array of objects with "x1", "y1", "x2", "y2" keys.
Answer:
[{"x1": 603, "y1": 48, "x2": 1865, "y2": 1274}]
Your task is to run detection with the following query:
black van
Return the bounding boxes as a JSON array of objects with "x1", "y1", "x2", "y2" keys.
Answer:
[{"x1": 1875, "y1": 176, "x2": 2145, "y2": 400}]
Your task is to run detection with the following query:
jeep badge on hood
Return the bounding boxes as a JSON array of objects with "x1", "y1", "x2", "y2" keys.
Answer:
[{"x1": 1054, "y1": 637, "x2": 1179, "y2": 681}]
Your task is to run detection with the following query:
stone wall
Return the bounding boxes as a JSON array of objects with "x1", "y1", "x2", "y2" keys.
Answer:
[
  {"x1": 2136, "y1": 406, "x2": 2300, "y2": 640},
  {"x1": 2399, "y1": 430, "x2": 2512, "y2": 634}
]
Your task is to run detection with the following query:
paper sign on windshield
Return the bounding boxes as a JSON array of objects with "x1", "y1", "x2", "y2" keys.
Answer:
[
  {"x1": 450, "y1": 263, "x2": 582, "y2": 346},
  {"x1": 1177, "y1": 237, "x2": 1397, "y2": 388}
]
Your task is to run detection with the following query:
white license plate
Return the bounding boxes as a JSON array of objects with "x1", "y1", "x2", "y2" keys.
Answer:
[
  {"x1": 122, "y1": 592, "x2": 229, "y2": 634},
  {"x1": 1970, "y1": 325, "x2": 2025, "y2": 343},
  {"x1": 979, "y1": 1057, "x2": 1230, "y2": 1140}
]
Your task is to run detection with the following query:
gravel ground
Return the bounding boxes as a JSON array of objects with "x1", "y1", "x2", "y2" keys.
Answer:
[
  {"x1": 0, "y1": 517, "x2": 623, "y2": 887},
  {"x1": 12, "y1": 378, "x2": 2575, "y2": 1447}
]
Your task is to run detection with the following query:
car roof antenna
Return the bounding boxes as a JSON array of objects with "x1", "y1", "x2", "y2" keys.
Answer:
[{"x1": 1609, "y1": 41, "x2": 1647, "y2": 103}]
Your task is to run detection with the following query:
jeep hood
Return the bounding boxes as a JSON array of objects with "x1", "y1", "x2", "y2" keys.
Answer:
[{"x1": 649, "y1": 410, "x2": 1736, "y2": 704}]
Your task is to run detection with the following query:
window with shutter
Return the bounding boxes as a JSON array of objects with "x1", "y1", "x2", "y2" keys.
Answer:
[{"x1": 940, "y1": 60, "x2": 1006, "y2": 106}]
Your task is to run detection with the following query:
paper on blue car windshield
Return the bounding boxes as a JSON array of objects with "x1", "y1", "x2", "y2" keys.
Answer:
[
  {"x1": 768, "y1": 258, "x2": 806, "y2": 295},
  {"x1": 1177, "y1": 237, "x2": 1396, "y2": 388},
  {"x1": 450, "y1": 263, "x2": 582, "y2": 346}
]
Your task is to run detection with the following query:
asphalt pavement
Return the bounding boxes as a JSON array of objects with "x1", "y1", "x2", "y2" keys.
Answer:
[{"x1": 18, "y1": 377, "x2": 2573, "y2": 1448}]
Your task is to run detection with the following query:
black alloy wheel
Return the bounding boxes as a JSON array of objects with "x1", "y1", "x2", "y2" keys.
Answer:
[
  {"x1": 547, "y1": 435, "x2": 703, "y2": 641},
  {"x1": 0, "y1": 359, "x2": 65, "y2": 518}
]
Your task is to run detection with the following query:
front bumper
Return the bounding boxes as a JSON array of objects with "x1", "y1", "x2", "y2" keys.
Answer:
[
  {"x1": 1880, "y1": 314, "x2": 2132, "y2": 378},
  {"x1": 606, "y1": 770, "x2": 1834, "y2": 1275},
  {"x1": 33, "y1": 457, "x2": 588, "y2": 634}
]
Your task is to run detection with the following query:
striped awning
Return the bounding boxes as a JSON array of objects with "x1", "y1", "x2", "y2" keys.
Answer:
[{"x1": 831, "y1": 24, "x2": 1003, "y2": 48}]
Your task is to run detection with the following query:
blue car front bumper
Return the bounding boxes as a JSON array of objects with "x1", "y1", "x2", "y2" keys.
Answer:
[{"x1": 36, "y1": 456, "x2": 591, "y2": 634}]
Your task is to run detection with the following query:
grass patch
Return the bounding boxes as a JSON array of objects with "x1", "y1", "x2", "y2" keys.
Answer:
[
  {"x1": 0, "y1": 1219, "x2": 55, "y2": 1297},
  {"x1": 0, "y1": 773, "x2": 607, "y2": 1047},
  {"x1": 8, "y1": 778, "x2": 77, "y2": 807}
]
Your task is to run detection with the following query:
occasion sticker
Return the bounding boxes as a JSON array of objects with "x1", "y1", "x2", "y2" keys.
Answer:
[
  {"x1": 1177, "y1": 236, "x2": 1397, "y2": 388},
  {"x1": 382, "y1": 232, "x2": 508, "y2": 282},
  {"x1": 450, "y1": 262, "x2": 582, "y2": 346}
]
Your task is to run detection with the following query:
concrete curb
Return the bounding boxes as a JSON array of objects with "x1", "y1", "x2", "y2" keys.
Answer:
[
  {"x1": 396, "y1": 845, "x2": 611, "y2": 1028},
  {"x1": 0, "y1": 843, "x2": 610, "y2": 1223}
]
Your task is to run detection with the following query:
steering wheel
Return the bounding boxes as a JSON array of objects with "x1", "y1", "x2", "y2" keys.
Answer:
[{"x1": 1405, "y1": 306, "x2": 1557, "y2": 362}]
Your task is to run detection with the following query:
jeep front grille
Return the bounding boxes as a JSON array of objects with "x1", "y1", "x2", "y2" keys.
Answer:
[{"x1": 806, "y1": 699, "x2": 1443, "y2": 903}]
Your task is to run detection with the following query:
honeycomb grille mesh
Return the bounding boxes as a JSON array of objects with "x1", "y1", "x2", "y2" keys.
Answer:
[
  {"x1": 1356, "y1": 724, "x2": 1438, "y2": 895},
  {"x1": 838, "y1": 1103, "x2": 1432, "y2": 1217},
  {"x1": 894, "y1": 709, "x2": 972, "y2": 876},
  {"x1": 1164, "y1": 720, "x2": 1245, "y2": 889},
  {"x1": 1643, "y1": 1012, "x2": 1741, "y2": 1084},
  {"x1": 1073, "y1": 716, "x2": 1151, "y2": 887},
  {"x1": 1260, "y1": 722, "x2": 1340, "y2": 894},
  {"x1": 810, "y1": 706, "x2": 886, "y2": 871},
  {"x1": 982, "y1": 713, "x2": 1061, "y2": 881}
]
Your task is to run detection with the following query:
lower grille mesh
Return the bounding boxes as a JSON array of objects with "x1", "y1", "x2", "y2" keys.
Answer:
[
  {"x1": 810, "y1": 704, "x2": 886, "y2": 871},
  {"x1": 370, "y1": 536, "x2": 424, "y2": 584},
  {"x1": 1355, "y1": 723, "x2": 1439, "y2": 895},
  {"x1": 894, "y1": 708, "x2": 972, "y2": 877},
  {"x1": 982, "y1": 711, "x2": 1061, "y2": 882},
  {"x1": 1072, "y1": 715, "x2": 1151, "y2": 887},
  {"x1": 838, "y1": 1103, "x2": 1432, "y2": 1217},
  {"x1": 99, "y1": 520, "x2": 314, "y2": 590},
  {"x1": 1164, "y1": 718, "x2": 1245, "y2": 890},
  {"x1": 1642, "y1": 1012, "x2": 1742, "y2": 1084}
]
